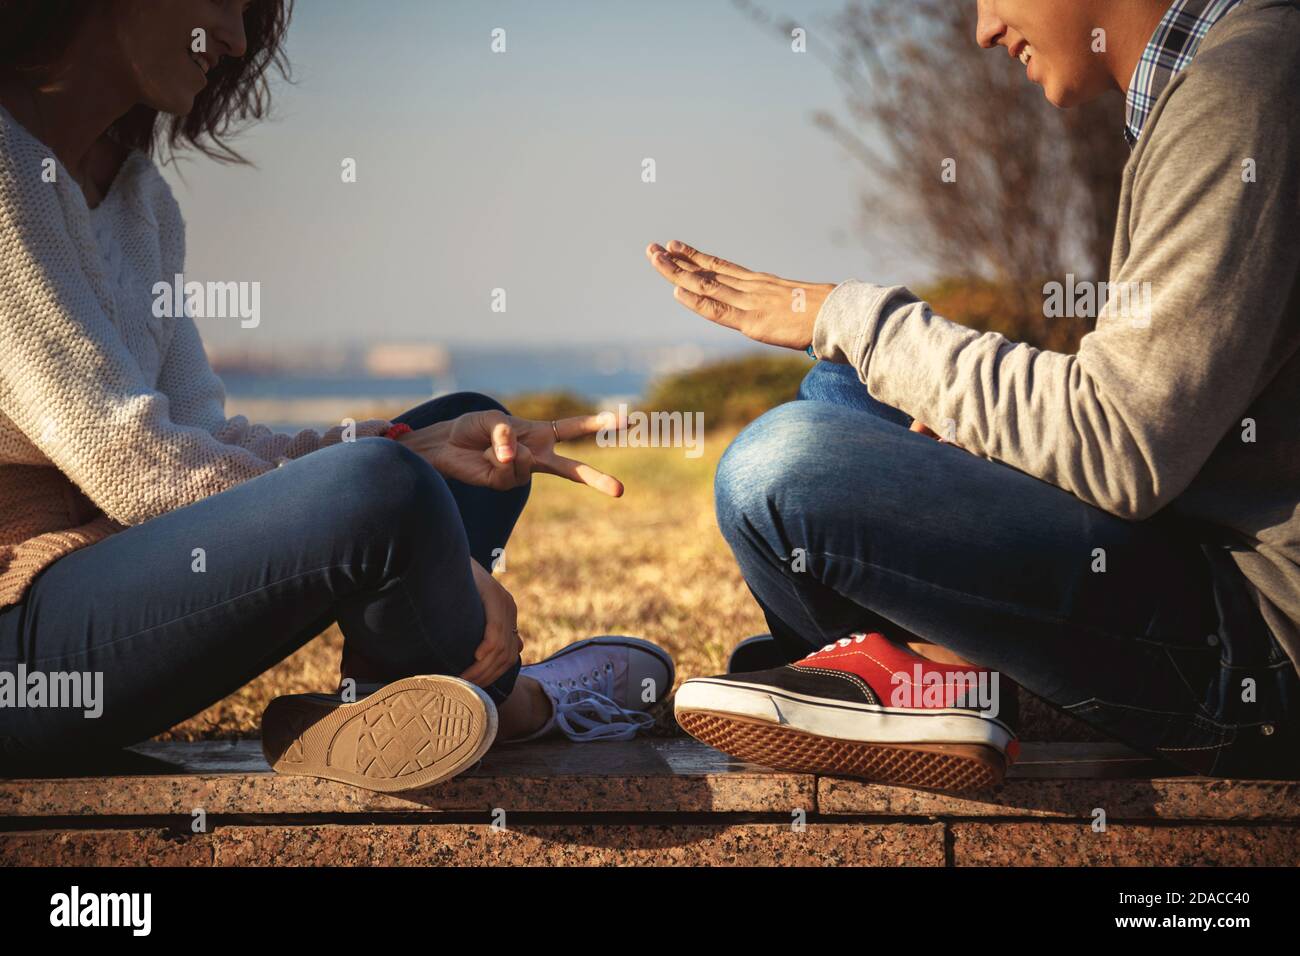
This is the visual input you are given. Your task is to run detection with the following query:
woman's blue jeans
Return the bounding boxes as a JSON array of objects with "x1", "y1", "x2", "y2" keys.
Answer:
[
  {"x1": 0, "y1": 393, "x2": 528, "y2": 763},
  {"x1": 715, "y1": 361, "x2": 1300, "y2": 778}
]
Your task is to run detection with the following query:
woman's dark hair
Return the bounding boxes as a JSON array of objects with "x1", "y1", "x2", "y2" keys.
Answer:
[{"x1": 0, "y1": 0, "x2": 293, "y2": 164}]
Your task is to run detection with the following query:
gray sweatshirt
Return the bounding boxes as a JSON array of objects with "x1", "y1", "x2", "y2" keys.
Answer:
[{"x1": 811, "y1": 0, "x2": 1300, "y2": 675}]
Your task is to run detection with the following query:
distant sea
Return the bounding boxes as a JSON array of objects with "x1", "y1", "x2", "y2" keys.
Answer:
[{"x1": 219, "y1": 343, "x2": 750, "y2": 430}]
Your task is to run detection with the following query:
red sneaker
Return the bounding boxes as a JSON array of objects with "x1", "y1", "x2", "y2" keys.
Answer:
[{"x1": 675, "y1": 632, "x2": 1019, "y2": 791}]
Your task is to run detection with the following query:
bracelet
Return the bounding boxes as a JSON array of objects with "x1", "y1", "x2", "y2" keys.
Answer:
[{"x1": 383, "y1": 423, "x2": 412, "y2": 440}]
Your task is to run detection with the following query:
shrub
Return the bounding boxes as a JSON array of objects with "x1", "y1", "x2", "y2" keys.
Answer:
[
  {"x1": 644, "y1": 352, "x2": 810, "y2": 428},
  {"x1": 499, "y1": 390, "x2": 597, "y2": 425},
  {"x1": 918, "y1": 277, "x2": 1093, "y2": 354}
]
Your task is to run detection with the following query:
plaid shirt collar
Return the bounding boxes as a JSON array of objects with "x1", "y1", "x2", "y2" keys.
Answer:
[{"x1": 1124, "y1": 0, "x2": 1244, "y2": 147}]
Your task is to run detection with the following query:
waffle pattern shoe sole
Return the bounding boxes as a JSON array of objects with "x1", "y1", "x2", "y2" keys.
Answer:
[
  {"x1": 675, "y1": 679, "x2": 1012, "y2": 791},
  {"x1": 261, "y1": 675, "x2": 497, "y2": 793}
]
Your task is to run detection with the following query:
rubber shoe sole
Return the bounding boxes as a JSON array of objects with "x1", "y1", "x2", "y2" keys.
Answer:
[
  {"x1": 675, "y1": 679, "x2": 1014, "y2": 791},
  {"x1": 261, "y1": 675, "x2": 497, "y2": 793},
  {"x1": 677, "y1": 710, "x2": 1006, "y2": 790}
]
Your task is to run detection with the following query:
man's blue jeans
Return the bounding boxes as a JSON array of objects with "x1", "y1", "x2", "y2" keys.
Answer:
[
  {"x1": 715, "y1": 361, "x2": 1300, "y2": 778},
  {"x1": 0, "y1": 393, "x2": 528, "y2": 763}
]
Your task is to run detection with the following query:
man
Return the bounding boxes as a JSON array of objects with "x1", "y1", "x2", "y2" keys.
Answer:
[{"x1": 647, "y1": 0, "x2": 1300, "y2": 789}]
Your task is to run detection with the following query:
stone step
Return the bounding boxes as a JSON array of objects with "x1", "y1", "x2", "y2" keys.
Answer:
[
  {"x1": 8, "y1": 820, "x2": 1297, "y2": 867},
  {"x1": 4, "y1": 738, "x2": 1295, "y2": 820},
  {"x1": 0, "y1": 822, "x2": 951, "y2": 867},
  {"x1": 3, "y1": 739, "x2": 1297, "y2": 866},
  {"x1": 2, "y1": 738, "x2": 814, "y2": 816}
]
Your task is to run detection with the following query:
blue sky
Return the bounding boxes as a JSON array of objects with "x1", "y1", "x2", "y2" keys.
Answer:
[{"x1": 165, "y1": 0, "x2": 926, "y2": 350}]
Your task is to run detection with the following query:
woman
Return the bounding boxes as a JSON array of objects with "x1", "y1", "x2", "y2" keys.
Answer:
[{"x1": 0, "y1": 0, "x2": 673, "y2": 793}]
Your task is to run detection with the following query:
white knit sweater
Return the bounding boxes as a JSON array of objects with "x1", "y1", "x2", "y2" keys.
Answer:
[{"x1": 0, "y1": 104, "x2": 390, "y2": 606}]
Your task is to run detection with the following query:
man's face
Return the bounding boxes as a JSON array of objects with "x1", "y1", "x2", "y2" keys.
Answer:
[{"x1": 977, "y1": 0, "x2": 1113, "y2": 107}]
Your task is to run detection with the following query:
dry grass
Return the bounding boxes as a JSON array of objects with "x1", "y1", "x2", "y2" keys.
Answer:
[
  {"x1": 162, "y1": 428, "x2": 765, "y2": 740},
  {"x1": 160, "y1": 423, "x2": 1097, "y2": 743}
]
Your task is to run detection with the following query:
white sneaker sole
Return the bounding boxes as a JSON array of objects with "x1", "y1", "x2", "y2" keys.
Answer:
[{"x1": 675, "y1": 677, "x2": 1015, "y2": 791}]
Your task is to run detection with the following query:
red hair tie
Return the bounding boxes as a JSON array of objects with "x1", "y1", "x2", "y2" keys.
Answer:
[{"x1": 383, "y1": 423, "x2": 413, "y2": 441}]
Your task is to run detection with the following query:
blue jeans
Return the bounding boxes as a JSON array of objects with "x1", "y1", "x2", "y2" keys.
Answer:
[
  {"x1": 0, "y1": 393, "x2": 528, "y2": 763},
  {"x1": 714, "y1": 361, "x2": 1300, "y2": 778}
]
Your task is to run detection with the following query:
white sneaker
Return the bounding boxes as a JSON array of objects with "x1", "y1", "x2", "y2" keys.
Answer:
[{"x1": 515, "y1": 636, "x2": 675, "y2": 742}]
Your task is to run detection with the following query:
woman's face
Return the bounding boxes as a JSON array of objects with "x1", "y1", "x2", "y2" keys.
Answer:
[
  {"x1": 105, "y1": 0, "x2": 250, "y2": 115},
  {"x1": 976, "y1": 0, "x2": 1112, "y2": 107}
]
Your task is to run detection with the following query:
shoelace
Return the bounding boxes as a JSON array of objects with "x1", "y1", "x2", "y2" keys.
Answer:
[
  {"x1": 551, "y1": 688, "x2": 655, "y2": 741},
  {"x1": 805, "y1": 634, "x2": 868, "y2": 659},
  {"x1": 537, "y1": 662, "x2": 655, "y2": 742}
]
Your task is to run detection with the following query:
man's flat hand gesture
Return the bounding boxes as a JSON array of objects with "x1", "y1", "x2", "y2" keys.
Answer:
[{"x1": 646, "y1": 240, "x2": 837, "y2": 351}]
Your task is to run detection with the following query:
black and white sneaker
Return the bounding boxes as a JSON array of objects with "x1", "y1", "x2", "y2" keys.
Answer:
[{"x1": 677, "y1": 632, "x2": 1019, "y2": 791}]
